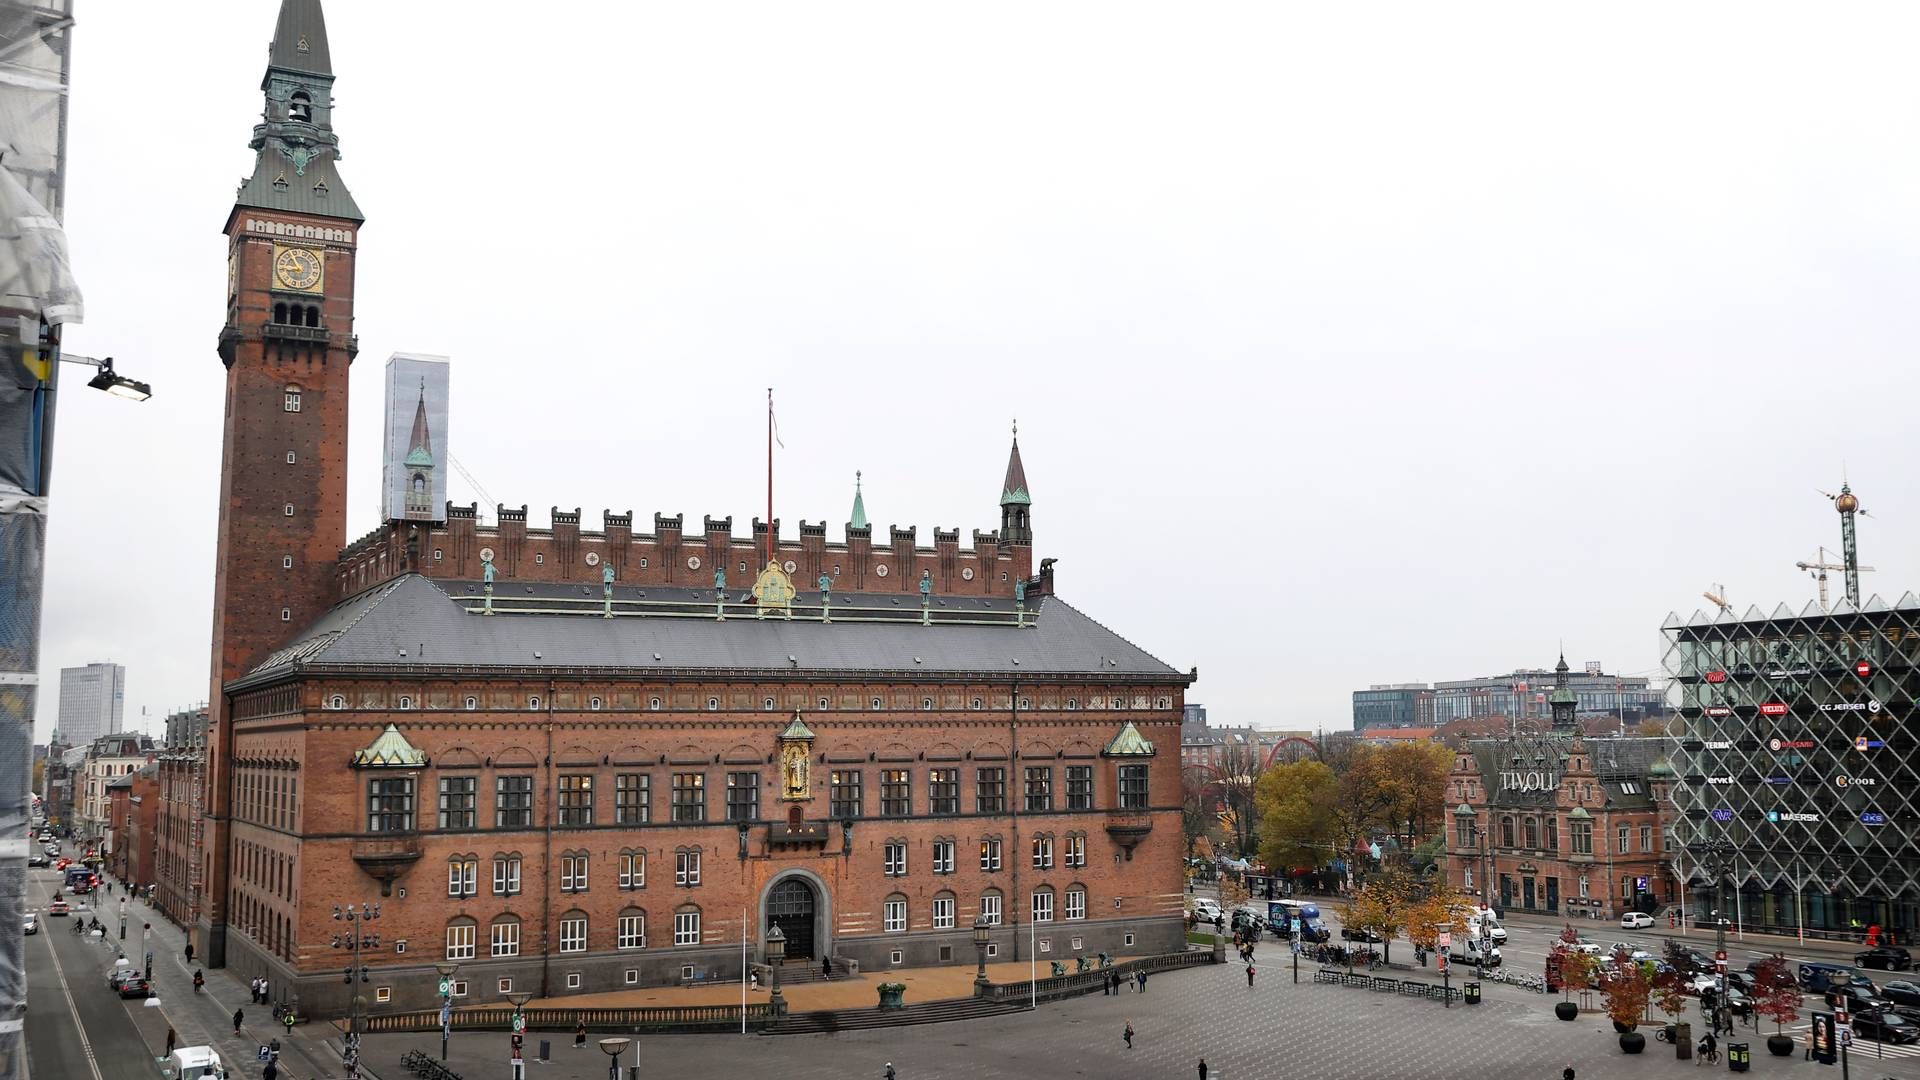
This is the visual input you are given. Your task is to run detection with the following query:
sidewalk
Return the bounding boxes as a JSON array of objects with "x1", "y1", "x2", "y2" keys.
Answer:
[
  {"x1": 93, "y1": 875, "x2": 343, "y2": 1080},
  {"x1": 1496, "y1": 908, "x2": 1869, "y2": 961}
]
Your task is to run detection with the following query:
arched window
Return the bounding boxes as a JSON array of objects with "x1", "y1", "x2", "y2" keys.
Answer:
[
  {"x1": 558, "y1": 910, "x2": 588, "y2": 954},
  {"x1": 589, "y1": 696, "x2": 603, "y2": 711},
  {"x1": 304, "y1": 305, "x2": 320, "y2": 327},
  {"x1": 931, "y1": 890, "x2": 956, "y2": 930},
  {"x1": 1499, "y1": 816, "x2": 1514, "y2": 848},
  {"x1": 1031, "y1": 885, "x2": 1055, "y2": 923},
  {"x1": 883, "y1": 893, "x2": 907, "y2": 933},
  {"x1": 445, "y1": 917, "x2": 476, "y2": 960},
  {"x1": 979, "y1": 888, "x2": 1003, "y2": 927},
  {"x1": 1065, "y1": 884, "x2": 1087, "y2": 921},
  {"x1": 673, "y1": 905, "x2": 701, "y2": 946},
  {"x1": 274, "y1": 302, "x2": 289, "y2": 325},
  {"x1": 489, "y1": 915, "x2": 521, "y2": 957},
  {"x1": 617, "y1": 908, "x2": 646, "y2": 949},
  {"x1": 411, "y1": 474, "x2": 426, "y2": 495},
  {"x1": 289, "y1": 91, "x2": 312, "y2": 122},
  {"x1": 1523, "y1": 817, "x2": 1538, "y2": 849}
]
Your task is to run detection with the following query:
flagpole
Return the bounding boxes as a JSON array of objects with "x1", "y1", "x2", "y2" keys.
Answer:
[
  {"x1": 742, "y1": 904, "x2": 748, "y2": 1035},
  {"x1": 766, "y1": 388, "x2": 774, "y2": 566}
]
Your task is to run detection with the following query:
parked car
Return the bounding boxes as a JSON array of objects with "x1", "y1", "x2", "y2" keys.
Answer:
[
  {"x1": 1826, "y1": 984, "x2": 1892, "y2": 1013},
  {"x1": 1608, "y1": 942, "x2": 1653, "y2": 963},
  {"x1": 26, "y1": 854, "x2": 47, "y2": 868},
  {"x1": 1189, "y1": 898, "x2": 1223, "y2": 923},
  {"x1": 1230, "y1": 906, "x2": 1267, "y2": 934},
  {"x1": 22, "y1": 914, "x2": 35, "y2": 936},
  {"x1": 1882, "y1": 980, "x2": 1920, "y2": 1008},
  {"x1": 46, "y1": 900, "x2": 68, "y2": 917},
  {"x1": 1621, "y1": 911, "x2": 1655, "y2": 929},
  {"x1": 1725, "y1": 971, "x2": 1758, "y2": 994},
  {"x1": 1857, "y1": 947, "x2": 1914, "y2": 971},
  {"x1": 1676, "y1": 950, "x2": 1716, "y2": 975},
  {"x1": 1798, "y1": 962, "x2": 1864, "y2": 994},
  {"x1": 1852, "y1": 1008, "x2": 1920, "y2": 1045},
  {"x1": 1342, "y1": 926, "x2": 1384, "y2": 944}
]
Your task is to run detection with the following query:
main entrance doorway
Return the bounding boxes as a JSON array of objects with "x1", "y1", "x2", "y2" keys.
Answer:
[{"x1": 767, "y1": 878, "x2": 817, "y2": 960}]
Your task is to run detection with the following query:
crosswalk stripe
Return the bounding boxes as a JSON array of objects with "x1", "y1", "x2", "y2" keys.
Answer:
[{"x1": 1784, "y1": 1024, "x2": 1920, "y2": 1058}]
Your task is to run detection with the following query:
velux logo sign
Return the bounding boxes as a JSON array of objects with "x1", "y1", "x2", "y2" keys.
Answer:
[{"x1": 1759, "y1": 703, "x2": 1788, "y2": 717}]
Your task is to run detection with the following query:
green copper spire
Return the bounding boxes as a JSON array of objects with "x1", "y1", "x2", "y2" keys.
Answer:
[
  {"x1": 233, "y1": 0, "x2": 362, "y2": 221},
  {"x1": 849, "y1": 470, "x2": 868, "y2": 530},
  {"x1": 1000, "y1": 420, "x2": 1031, "y2": 506}
]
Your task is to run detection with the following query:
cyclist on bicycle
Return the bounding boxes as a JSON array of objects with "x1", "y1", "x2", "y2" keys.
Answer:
[{"x1": 1696, "y1": 1031, "x2": 1717, "y2": 1065}]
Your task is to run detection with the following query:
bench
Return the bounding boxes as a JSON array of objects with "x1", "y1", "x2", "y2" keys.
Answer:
[
  {"x1": 1370, "y1": 976, "x2": 1400, "y2": 993},
  {"x1": 680, "y1": 968, "x2": 717, "y2": 985}
]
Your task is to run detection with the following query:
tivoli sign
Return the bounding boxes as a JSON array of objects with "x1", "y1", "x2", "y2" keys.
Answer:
[{"x1": 1500, "y1": 770, "x2": 1557, "y2": 792}]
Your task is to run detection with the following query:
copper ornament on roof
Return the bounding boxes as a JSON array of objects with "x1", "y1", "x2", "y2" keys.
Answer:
[
  {"x1": 1102, "y1": 720, "x2": 1156, "y2": 758},
  {"x1": 350, "y1": 723, "x2": 429, "y2": 769}
]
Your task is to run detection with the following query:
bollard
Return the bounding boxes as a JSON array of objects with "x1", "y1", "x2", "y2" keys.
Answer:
[
  {"x1": 1676, "y1": 1021, "x2": 1692, "y2": 1060},
  {"x1": 538, "y1": 1039, "x2": 551, "y2": 1062}
]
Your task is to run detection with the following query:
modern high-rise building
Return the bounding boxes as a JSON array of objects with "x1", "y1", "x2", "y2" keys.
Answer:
[
  {"x1": 1354, "y1": 662, "x2": 1664, "y2": 730},
  {"x1": 57, "y1": 662, "x2": 125, "y2": 747},
  {"x1": 1663, "y1": 595, "x2": 1919, "y2": 937}
]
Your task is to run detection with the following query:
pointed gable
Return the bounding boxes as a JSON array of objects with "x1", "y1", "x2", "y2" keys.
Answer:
[
  {"x1": 350, "y1": 724, "x2": 429, "y2": 768},
  {"x1": 1101, "y1": 721, "x2": 1155, "y2": 757}
]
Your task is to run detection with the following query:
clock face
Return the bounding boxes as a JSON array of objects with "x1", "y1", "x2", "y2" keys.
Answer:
[{"x1": 273, "y1": 246, "x2": 323, "y2": 291}]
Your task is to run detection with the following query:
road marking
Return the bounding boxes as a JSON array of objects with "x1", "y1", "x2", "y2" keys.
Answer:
[{"x1": 38, "y1": 910, "x2": 106, "y2": 1080}]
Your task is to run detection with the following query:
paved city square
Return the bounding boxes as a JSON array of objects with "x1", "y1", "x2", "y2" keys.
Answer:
[{"x1": 365, "y1": 956, "x2": 1920, "y2": 1080}]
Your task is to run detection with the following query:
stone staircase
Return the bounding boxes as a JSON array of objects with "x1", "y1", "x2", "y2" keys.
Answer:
[
  {"x1": 765, "y1": 997, "x2": 1023, "y2": 1035},
  {"x1": 763, "y1": 955, "x2": 854, "y2": 985}
]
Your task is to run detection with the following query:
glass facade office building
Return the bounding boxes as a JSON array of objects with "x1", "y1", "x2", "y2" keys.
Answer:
[{"x1": 1663, "y1": 596, "x2": 1920, "y2": 938}]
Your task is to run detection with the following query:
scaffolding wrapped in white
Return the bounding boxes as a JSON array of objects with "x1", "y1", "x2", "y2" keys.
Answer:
[{"x1": 0, "y1": 5, "x2": 76, "y2": 1077}]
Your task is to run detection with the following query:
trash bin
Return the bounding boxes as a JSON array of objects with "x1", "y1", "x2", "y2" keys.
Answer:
[
  {"x1": 1464, "y1": 982, "x2": 1481, "y2": 1005},
  {"x1": 1727, "y1": 1042, "x2": 1750, "y2": 1072}
]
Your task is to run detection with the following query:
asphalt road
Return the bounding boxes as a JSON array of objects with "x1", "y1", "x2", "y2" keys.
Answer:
[{"x1": 24, "y1": 869, "x2": 157, "y2": 1080}]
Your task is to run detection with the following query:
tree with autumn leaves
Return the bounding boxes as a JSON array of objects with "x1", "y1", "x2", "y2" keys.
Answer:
[
  {"x1": 1599, "y1": 946, "x2": 1652, "y2": 1031},
  {"x1": 1750, "y1": 953, "x2": 1802, "y2": 1036},
  {"x1": 1339, "y1": 871, "x2": 1473, "y2": 965},
  {"x1": 1254, "y1": 741, "x2": 1452, "y2": 886}
]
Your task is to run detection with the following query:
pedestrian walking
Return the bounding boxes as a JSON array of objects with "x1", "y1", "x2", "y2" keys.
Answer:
[
  {"x1": 1123, "y1": 1019, "x2": 1134, "y2": 1049},
  {"x1": 884, "y1": 1064, "x2": 896, "y2": 1080},
  {"x1": 1198, "y1": 1058, "x2": 1208, "y2": 1080},
  {"x1": 262, "y1": 1061, "x2": 278, "y2": 1080},
  {"x1": 1101, "y1": 971, "x2": 1109, "y2": 996},
  {"x1": 1141, "y1": 970, "x2": 1149, "y2": 992},
  {"x1": 575, "y1": 1019, "x2": 588, "y2": 1048},
  {"x1": 184, "y1": 941, "x2": 195, "y2": 965},
  {"x1": 1246, "y1": 962, "x2": 1256, "y2": 988},
  {"x1": 232, "y1": 1008, "x2": 244, "y2": 1036},
  {"x1": 823, "y1": 956, "x2": 832, "y2": 980},
  {"x1": 164, "y1": 1026, "x2": 176, "y2": 1056},
  {"x1": 1563, "y1": 1069, "x2": 1575, "y2": 1080}
]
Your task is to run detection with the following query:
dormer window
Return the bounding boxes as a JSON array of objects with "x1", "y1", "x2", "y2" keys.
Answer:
[{"x1": 289, "y1": 92, "x2": 312, "y2": 123}]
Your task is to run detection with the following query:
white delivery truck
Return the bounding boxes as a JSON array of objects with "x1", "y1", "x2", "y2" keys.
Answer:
[{"x1": 164, "y1": 1046, "x2": 230, "y2": 1080}]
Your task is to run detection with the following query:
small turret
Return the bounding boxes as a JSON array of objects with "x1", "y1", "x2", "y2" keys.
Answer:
[
  {"x1": 1000, "y1": 421, "x2": 1031, "y2": 544},
  {"x1": 1550, "y1": 649, "x2": 1578, "y2": 733},
  {"x1": 849, "y1": 470, "x2": 868, "y2": 531}
]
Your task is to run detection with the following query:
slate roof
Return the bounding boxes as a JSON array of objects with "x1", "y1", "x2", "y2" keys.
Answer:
[
  {"x1": 237, "y1": 574, "x2": 1189, "y2": 688},
  {"x1": 269, "y1": 0, "x2": 333, "y2": 76},
  {"x1": 1466, "y1": 734, "x2": 1676, "y2": 810}
]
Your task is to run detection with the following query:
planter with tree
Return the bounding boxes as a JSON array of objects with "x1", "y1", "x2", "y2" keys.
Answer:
[
  {"x1": 1548, "y1": 926, "x2": 1592, "y2": 1021},
  {"x1": 1650, "y1": 963, "x2": 1691, "y2": 1050},
  {"x1": 1751, "y1": 953, "x2": 1801, "y2": 1056},
  {"x1": 1599, "y1": 946, "x2": 1651, "y2": 1053}
]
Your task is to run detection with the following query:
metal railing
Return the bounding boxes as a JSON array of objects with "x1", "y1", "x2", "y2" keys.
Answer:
[
  {"x1": 355, "y1": 1001, "x2": 785, "y2": 1035},
  {"x1": 977, "y1": 950, "x2": 1214, "y2": 1005}
]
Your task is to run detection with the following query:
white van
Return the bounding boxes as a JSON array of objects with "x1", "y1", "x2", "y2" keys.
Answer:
[
  {"x1": 164, "y1": 1046, "x2": 229, "y2": 1080},
  {"x1": 1467, "y1": 909, "x2": 1507, "y2": 945}
]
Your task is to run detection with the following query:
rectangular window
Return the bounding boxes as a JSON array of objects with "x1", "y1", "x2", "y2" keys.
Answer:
[
  {"x1": 884, "y1": 840, "x2": 907, "y2": 877},
  {"x1": 1616, "y1": 825, "x2": 1629, "y2": 854},
  {"x1": 618, "y1": 912, "x2": 645, "y2": 949},
  {"x1": 492, "y1": 856, "x2": 521, "y2": 896},
  {"x1": 928, "y1": 769, "x2": 959, "y2": 815},
  {"x1": 932, "y1": 895, "x2": 955, "y2": 929},
  {"x1": 619, "y1": 851, "x2": 645, "y2": 889},
  {"x1": 1032, "y1": 835, "x2": 1053, "y2": 870},
  {"x1": 979, "y1": 836, "x2": 1002, "y2": 872},
  {"x1": 880, "y1": 769, "x2": 911, "y2": 817},
  {"x1": 1640, "y1": 824, "x2": 1653, "y2": 852},
  {"x1": 980, "y1": 892, "x2": 1001, "y2": 926},
  {"x1": 1066, "y1": 765, "x2": 1093, "y2": 811},
  {"x1": 1117, "y1": 764, "x2": 1149, "y2": 810},
  {"x1": 561, "y1": 853, "x2": 588, "y2": 892},
  {"x1": 445, "y1": 923, "x2": 475, "y2": 960},
  {"x1": 447, "y1": 858, "x2": 477, "y2": 898},
  {"x1": 671, "y1": 773, "x2": 706, "y2": 823},
  {"x1": 367, "y1": 778, "x2": 414, "y2": 832},
  {"x1": 1546, "y1": 817, "x2": 1559, "y2": 851},
  {"x1": 1032, "y1": 890, "x2": 1054, "y2": 923},
  {"x1": 615, "y1": 773, "x2": 650, "y2": 824},
  {"x1": 495, "y1": 775, "x2": 533, "y2": 828},
  {"x1": 491, "y1": 921, "x2": 520, "y2": 957},
  {"x1": 932, "y1": 839, "x2": 955, "y2": 874},
  {"x1": 884, "y1": 897, "x2": 906, "y2": 933},
  {"x1": 284, "y1": 392, "x2": 301, "y2": 412},
  {"x1": 830, "y1": 770, "x2": 862, "y2": 818},
  {"x1": 1024, "y1": 766, "x2": 1052, "y2": 812},
  {"x1": 1571, "y1": 821, "x2": 1593, "y2": 856},
  {"x1": 438, "y1": 776, "x2": 477, "y2": 829},
  {"x1": 976, "y1": 767, "x2": 1006, "y2": 814},
  {"x1": 674, "y1": 910, "x2": 700, "y2": 946},
  {"x1": 1063, "y1": 833, "x2": 1085, "y2": 868},
  {"x1": 559, "y1": 915, "x2": 586, "y2": 954},
  {"x1": 557, "y1": 774, "x2": 594, "y2": 827},
  {"x1": 725, "y1": 772, "x2": 761, "y2": 822},
  {"x1": 1065, "y1": 888, "x2": 1086, "y2": 921},
  {"x1": 675, "y1": 849, "x2": 701, "y2": 887}
]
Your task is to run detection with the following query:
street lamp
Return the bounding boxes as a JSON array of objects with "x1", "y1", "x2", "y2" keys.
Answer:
[
  {"x1": 765, "y1": 925, "x2": 786, "y2": 1014},
  {"x1": 1693, "y1": 838, "x2": 1736, "y2": 1037},
  {"x1": 597, "y1": 1036, "x2": 632, "y2": 1080},
  {"x1": 329, "y1": 900, "x2": 381, "y2": 1076},
  {"x1": 972, "y1": 914, "x2": 992, "y2": 992},
  {"x1": 433, "y1": 961, "x2": 459, "y2": 1062},
  {"x1": 62, "y1": 354, "x2": 153, "y2": 401},
  {"x1": 506, "y1": 990, "x2": 533, "y2": 1079}
]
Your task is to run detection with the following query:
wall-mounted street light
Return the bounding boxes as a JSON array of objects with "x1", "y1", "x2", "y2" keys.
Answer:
[{"x1": 63, "y1": 354, "x2": 150, "y2": 401}]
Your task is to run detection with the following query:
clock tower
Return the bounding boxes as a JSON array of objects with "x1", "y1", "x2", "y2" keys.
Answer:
[{"x1": 202, "y1": 0, "x2": 363, "y2": 965}]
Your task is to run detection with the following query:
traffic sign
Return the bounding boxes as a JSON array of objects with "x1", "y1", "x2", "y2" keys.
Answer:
[
  {"x1": 511, "y1": 1014, "x2": 525, "y2": 1034},
  {"x1": 438, "y1": 979, "x2": 450, "y2": 995},
  {"x1": 1438, "y1": 932, "x2": 1451, "y2": 950}
]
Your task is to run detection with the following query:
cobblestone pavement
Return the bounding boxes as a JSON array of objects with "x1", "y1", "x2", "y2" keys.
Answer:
[{"x1": 363, "y1": 955, "x2": 1920, "y2": 1080}]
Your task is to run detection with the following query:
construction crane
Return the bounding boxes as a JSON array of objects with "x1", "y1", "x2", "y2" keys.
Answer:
[
  {"x1": 1703, "y1": 584, "x2": 1732, "y2": 614},
  {"x1": 1797, "y1": 546, "x2": 1875, "y2": 612}
]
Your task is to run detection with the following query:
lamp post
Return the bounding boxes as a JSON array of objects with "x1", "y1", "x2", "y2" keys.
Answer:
[
  {"x1": 973, "y1": 914, "x2": 992, "y2": 992},
  {"x1": 433, "y1": 962, "x2": 459, "y2": 1062},
  {"x1": 506, "y1": 990, "x2": 533, "y2": 1079},
  {"x1": 765, "y1": 925, "x2": 786, "y2": 1014},
  {"x1": 1694, "y1": 838, "x2": 1735, "y2": 1037},
  {"x1": 598, "y1": 1036, "x2": 632, "y2": 1080},
  {"x1": 329, "y1": 901, "x2": 381, "y2": 1077}
]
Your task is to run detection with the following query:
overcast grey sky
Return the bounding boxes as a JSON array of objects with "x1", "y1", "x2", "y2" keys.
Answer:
[{"x1": 36, "y1": 1, "x2": 1920, "y2": 741}]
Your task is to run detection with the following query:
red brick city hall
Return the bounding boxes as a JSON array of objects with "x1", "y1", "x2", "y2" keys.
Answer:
[{"x1": 192, "y1": 1, "x2": 1192, "y2": 1018}]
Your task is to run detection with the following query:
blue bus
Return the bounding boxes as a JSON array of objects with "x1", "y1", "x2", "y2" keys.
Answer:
[{"x1": 1266, "y1": 899, "x2": 1331, "y2": 942}]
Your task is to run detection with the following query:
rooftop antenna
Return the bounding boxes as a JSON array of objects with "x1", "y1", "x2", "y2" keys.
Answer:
[{"x1": 1702, "y1": 584, "x2": 1732, "y2": 614}]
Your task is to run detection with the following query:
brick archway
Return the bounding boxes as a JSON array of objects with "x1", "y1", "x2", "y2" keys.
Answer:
[{"x1": 759, "y1": 867, "x2": 833, "y2": 964}]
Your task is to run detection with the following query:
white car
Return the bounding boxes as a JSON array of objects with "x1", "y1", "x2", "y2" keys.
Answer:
[
  {"x1": 1622, "y1": 912, "x2": 1655, "y2": 929},
  {"x1": 1190, "y1": 898, "x2": 1224, "y2": 923}
]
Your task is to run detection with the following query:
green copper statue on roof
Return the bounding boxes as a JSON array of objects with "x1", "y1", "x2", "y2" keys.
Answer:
[{"x1": 602, "y1": 563, "x2": 615, "y2": 618}]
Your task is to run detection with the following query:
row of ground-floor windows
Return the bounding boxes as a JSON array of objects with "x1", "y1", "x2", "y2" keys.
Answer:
[{"x1": 440, "y1": 887, "x2": 1092, "y2": 960}]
